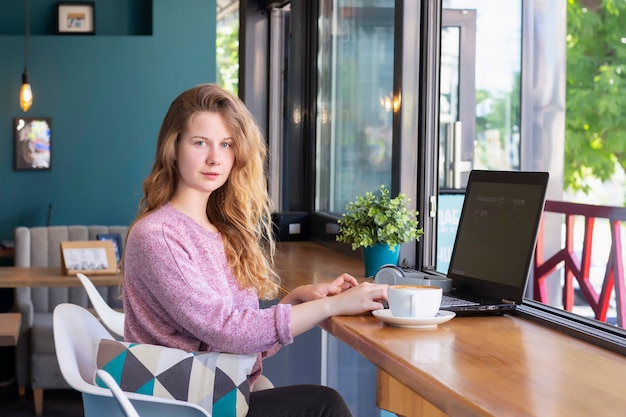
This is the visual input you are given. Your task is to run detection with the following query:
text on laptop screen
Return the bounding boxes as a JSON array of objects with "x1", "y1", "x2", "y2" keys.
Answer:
[{"x1": 448, "y1": 180, "x2": 545, "y2": 288}]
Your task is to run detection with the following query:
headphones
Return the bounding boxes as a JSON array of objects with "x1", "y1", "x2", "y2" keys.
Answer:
[{"x1": 374, "y1": 264, "x2": 453, "y2": 292}]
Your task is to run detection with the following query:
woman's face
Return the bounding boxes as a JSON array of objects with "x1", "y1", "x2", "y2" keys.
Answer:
[{"x1": 174, "y1": 111, "x2": 236, "y2": 199}]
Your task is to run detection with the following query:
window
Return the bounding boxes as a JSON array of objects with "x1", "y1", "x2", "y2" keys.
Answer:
[
  {"x1": 315, "y1": 0, "x2": 395, "y2": 216},
  {"x1": 437, "y1": 0, "x2": 523, "y2": 270},
  {"x1": 216, "y1": 1, "x2": 239, "y2": 95}
]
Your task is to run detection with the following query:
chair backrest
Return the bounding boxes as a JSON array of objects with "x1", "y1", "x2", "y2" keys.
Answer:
[
  {"x1": 15, "y1": 225, "x2": 129, "y2": 267},
  {"x1": 77, "y1": 273, "x2": 125, "y2": 337},
  {"x1": 96, "y1": 370, "x2": 140, "y2": 417},
  {"x1": 15, "y1": 225, "x2": 127, "y2": 313},
  {"x1": 74, "y1": 275, "x2": 275, "y2": 392},
  {"x1": 53, "y1": 303, "x2": 210, "y2": 417}
]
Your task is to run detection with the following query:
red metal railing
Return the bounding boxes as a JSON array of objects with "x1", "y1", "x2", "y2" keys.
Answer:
[{"x1": 534, "y1": 200, "x2": 626, "y2": 327}]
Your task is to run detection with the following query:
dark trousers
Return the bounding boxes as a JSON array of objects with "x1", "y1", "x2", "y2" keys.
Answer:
[{"x1": 247, "y1": 385, "x2": 354, "y2": 417}]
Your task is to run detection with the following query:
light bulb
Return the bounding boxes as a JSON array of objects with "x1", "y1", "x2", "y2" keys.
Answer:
[{"x1": 20, "y1": 71, "x2": 33, "y2": 112}]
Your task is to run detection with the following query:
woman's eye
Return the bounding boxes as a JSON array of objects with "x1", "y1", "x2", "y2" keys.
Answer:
[{"x1": 221, "y1": 141, "x2": 232, "y2": 149}]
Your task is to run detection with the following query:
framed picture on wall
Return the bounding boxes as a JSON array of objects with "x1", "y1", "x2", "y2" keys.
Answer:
[
  {"x1": 14, "y1": 117, "x2": 52, "y2": 171},
  {"x1": 57, "y1": 2, "x2": 95, "y2": 34}
]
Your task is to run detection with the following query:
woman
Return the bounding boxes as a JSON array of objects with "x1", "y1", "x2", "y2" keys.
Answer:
[{"x1": 123, "y1": 83, "x2": 388, "y2": 417}]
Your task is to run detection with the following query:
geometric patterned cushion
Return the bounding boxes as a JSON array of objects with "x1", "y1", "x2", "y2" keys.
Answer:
[{"x1": 94, "y1": 339, "x2": 257, "y2": 417}]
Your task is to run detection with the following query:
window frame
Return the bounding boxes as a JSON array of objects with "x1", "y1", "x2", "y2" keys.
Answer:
[{"x1": 517, "y1": 300, "x2": 626, "y2": 355}]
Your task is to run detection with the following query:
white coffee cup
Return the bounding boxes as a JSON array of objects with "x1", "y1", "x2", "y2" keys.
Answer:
[{"x1": 387, "y1": 285, "x2": 443, "y2": 318}]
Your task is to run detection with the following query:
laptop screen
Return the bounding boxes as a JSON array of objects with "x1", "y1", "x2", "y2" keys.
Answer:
[{"x1": 446, "y1": 170, "x2": 549, "y2": 303}]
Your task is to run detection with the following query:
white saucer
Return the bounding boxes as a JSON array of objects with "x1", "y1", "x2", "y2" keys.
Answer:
[{"x1": 372, "y1": 309, "x2": 456, "y2": 329}]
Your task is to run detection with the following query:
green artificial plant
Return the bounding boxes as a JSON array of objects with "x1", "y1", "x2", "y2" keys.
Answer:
[{"x1": 336, "y1": 185, "x2": 424, "y2": 250}]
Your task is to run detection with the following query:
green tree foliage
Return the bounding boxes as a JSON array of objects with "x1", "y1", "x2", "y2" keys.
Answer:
[
  {"x1": 566, "y1": 0, "x2": 626, "y2": 193},
  {"x1": 216, "y1": 18, "x2": 239, "y2": 95}
]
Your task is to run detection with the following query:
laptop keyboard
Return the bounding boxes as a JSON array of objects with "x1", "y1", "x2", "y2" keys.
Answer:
[{"x1": 441, "y1": 294, "x2": 480, "y2": 307}]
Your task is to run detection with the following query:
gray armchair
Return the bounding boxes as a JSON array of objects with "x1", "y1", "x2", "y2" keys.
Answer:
[{"x1": 14, "y1": 225, "x2": 127, "y2": 415}]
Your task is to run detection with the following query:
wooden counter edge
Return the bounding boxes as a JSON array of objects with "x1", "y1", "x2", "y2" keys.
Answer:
[{"x1": 377, "y1": 369, "x2": 450, "y2": 417}]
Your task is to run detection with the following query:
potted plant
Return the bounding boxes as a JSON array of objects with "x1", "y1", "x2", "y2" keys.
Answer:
[{"x1": 336, "y1": 184, "x2": 424, "y2": 277}]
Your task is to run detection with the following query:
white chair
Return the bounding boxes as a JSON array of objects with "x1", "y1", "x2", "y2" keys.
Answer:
[
  {"x1": 76, "y1": 273, "x2": 275, "y2": 391},
  {"x1": 77, "y1": 273, "x2": 125, "y2": 337},
  {"x1": 95, "y1": 370, "x2": 140, "y2": 417},
  {"x1": 53, "y1": 303, "x2": 210, "y2": 417}
]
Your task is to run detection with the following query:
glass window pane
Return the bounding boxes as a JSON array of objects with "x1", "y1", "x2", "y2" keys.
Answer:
[
  {"x1": 441, "y1": 0, "x2": 522, "y2": 180},
  {"x1": 534, "y1": 206, "x2": 626, "y2": 330},
  {"x1": 316, "y1": 0, "x2": 395, "y2": 215},
  {"x1": 216, "y1": 2, "x2": 239, "y2": 95},
  {"x1": 437, "y1": 0, "x2": 522, "y2": 272},
  {"x1": 438, "y1": 1, "x2": 625, "y2": 333}
]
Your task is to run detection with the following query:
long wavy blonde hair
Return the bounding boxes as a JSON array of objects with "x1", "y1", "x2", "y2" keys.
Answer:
[{"x1": 130, "y1": 84, "x2": 279, "y2": 299}]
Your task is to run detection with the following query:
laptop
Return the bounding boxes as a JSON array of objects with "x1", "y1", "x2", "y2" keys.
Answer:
[
  {"x1": 373, "y1": 170, "x2": 549, "y2": 315},
  {"x1": 435, "y1": 169, "x2": 549, "y2": 315}
]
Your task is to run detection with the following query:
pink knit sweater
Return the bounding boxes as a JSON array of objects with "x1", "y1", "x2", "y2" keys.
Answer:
[{"x1": 123, "y1": 203, "x2": 293, "y2": 382}]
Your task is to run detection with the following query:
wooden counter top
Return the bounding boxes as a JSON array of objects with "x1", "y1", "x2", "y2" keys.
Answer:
[
  {"x1": 274, "y1": 240, "x2": 364, "y2": 290},
  {"x1": 274, "y1": 241, "x2": 626, "y2": 417},
  {"x1": 0, "y1": 266, "x2": 122, "y2": 288}
]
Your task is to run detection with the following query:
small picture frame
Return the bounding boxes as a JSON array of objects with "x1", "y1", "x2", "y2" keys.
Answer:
[
  {"x1": 60, "y1": 241, "x2": 118, "y2": 275},
  {"x1": 57, "y1": 2, "x2": 95, "y2": 34},
  {"x1": 96, "y1": 233, "x2": 123, "y2": 264},
  {"x1": 14, "y1": 117, "x2": 52, "y2": 171}
]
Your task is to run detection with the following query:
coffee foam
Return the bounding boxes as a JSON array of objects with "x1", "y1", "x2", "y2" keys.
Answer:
[{"x1": 391, "y1": 285, "x2": 440, "y2": 290}]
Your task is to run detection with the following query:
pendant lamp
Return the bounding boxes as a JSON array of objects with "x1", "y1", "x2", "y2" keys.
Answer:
[{"x1": 20, "y1": 0, "x2": 33, "y2": 112}]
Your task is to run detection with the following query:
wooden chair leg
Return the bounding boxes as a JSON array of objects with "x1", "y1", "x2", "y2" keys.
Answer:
[{"x1": 33, "y1": 388, "x2": 43, "y2": 416}]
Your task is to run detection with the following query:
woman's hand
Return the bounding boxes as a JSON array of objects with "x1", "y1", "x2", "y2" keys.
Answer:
[
  {"x1": 281, "y1": 273, "x2": 359, "y2": 305},
  {"x1": 329, "y1": 282, "x2": 388, "y2": 316},
  {"x1": 319, "y1": 273, "x2": 359, "y2": 296},
  {"x1": 288, "y1": 281, "x2": 388, "y2": 336}
]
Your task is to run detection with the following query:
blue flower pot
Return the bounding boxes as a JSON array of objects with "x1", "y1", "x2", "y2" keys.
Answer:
[{"x1": 362, "y1": 243, "x2": 400, "y2": 277}]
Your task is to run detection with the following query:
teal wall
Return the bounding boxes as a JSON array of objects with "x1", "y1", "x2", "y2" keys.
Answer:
[{"x1": 0, "y1": 0, "x2": 216, "y2": 241}]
